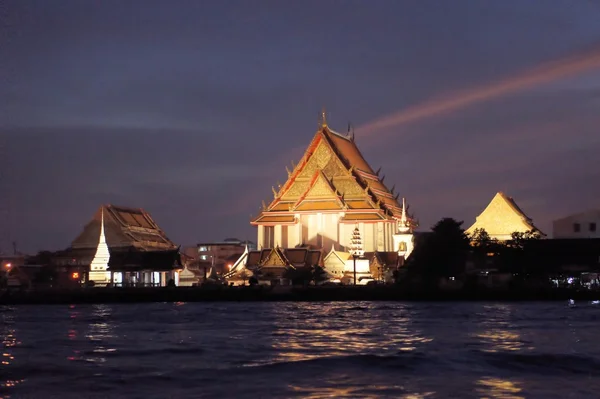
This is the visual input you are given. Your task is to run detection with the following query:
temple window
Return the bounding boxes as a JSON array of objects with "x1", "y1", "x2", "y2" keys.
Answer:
[
  {"x1": 590, "y1": 223, "x2": 597, "y2": 232},
  {"x1": 573, "y1": 223, "x2": 581, "y2": 233}
]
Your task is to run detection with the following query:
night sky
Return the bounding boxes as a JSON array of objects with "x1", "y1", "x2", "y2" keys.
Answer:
[{"x1": 2, "y1": 0, "x2": 600, "y2": 254}]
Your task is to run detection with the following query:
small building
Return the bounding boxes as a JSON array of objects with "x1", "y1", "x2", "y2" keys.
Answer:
[
  {"x1": 553, "y1": 210, "x2": 600, "y2": 239},
  {"x1": 241, "y1": 247, "x2": 322, "y2": 285},
  {"x1": 197, "y1": 238, "x2": 256, "y2": 275},
  {"x1": 107, "y1": 248, "x2": 182, "y2": 287},
  {"x1": 55, "y1": 204, "x2": 180, "y2": 286},
  {"x1": 466, "y1": 192, "x2": 543, "y2": 241}
]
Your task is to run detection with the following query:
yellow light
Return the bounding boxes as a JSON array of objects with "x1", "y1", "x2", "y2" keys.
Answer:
[{"x1": 71, "y1": 272, "x2": 80, "y2": 279}]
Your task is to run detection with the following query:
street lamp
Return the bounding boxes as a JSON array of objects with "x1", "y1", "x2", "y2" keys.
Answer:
[{"x1": 349, "y1": 226, "x2": 364, "y2": 285}]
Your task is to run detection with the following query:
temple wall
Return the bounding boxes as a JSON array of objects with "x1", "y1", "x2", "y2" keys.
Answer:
[
  {"x1": 338, "y1": 222, "x2": 346, "y2": 250},
  {"x1": 322, "y1": 214, "x2": 339, "y2": 250},
  {"x1": 257, "y1": 215, "x2": 401, "y2": 252}
]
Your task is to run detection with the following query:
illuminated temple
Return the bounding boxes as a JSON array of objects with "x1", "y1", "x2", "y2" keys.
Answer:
[
  {"x1": 466, "y1": 192, "x2": 544, "y2": 241},
  {"x1": 227, "y1": 113, "x2": 417, "y2": 284},
  {"x1": 56, "y1": 205, "x2": 181, "y2": 286}
]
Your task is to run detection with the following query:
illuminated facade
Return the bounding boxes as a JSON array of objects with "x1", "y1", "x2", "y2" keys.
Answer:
[
  {"x1": 241, "y1": 113, "x2": 417, "y2": 283},
  {"x1": 466, "y1": 192, "x2": 543, "y2": 241},
  {"x1": 252, "y1": 115, "x2": 416, "y2": 251},
  {"x1": 63, "y1": 204, "x2": 180, "y2": 286}
]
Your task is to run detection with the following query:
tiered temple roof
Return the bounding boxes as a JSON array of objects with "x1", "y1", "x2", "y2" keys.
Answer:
[
  {"x1": 466, "y1": 192, "x2": 543, "y2": 239},
  {"x1": 244, "y1": 247, "x2": 322, "y2": 278},
  {"x1": 252, "y1": 120, "x2": 414, "y2": 225},
  {"x1": 71, "y1": 205, "x2": 177, "y2": 251}
]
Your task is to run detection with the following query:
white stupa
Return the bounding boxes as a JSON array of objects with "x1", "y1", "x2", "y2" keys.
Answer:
[{"x1": 88, "y1": 209, "x2": 111, "y2": 285}]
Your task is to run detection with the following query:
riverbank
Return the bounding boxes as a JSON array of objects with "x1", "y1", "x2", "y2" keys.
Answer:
[{"x1": 1, "y1": 285, "x2": 599, "y2": 304}]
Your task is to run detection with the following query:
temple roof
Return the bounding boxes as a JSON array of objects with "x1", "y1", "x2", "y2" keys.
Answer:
[
  {"x1": 71, "y1": 204, "x2": 177, "y2": 251},
  {"x1": 245, "y1": 247, "x2": 322, "y2": 270},
  {"x1": 252, "y1": 122, "x2": 412, "y2": 225},
  {"x1": 465, "y1": 192, "x2": 543, "y2": 239}
]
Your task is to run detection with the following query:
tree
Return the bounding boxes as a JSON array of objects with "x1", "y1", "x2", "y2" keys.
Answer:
[
  {"x1": 239, "y1": 269, "x2": 250, "y2": 285},
  {"x1": 404, "y1": 218, "x2": 471, "y2": 289},
  {"x1": 509, "y1": 230, "x2": 542, "y2": 250},
  {"x1": 312, "y1": 265, "x2": 329, "y2": 285},
  {"x1": 499, "y1": 230, "x2": 543, "y2": 276},
  {"x1": 27, "y1": 250, "x2": 55, "y2": 266},
  {"x1": 469, "y1": 228, "x2": 500, "y2": 269},
  {"x1": 283, "y1": 267, "x2": 312, "y2": 286},
  {"x1": 33, "y1": 265, "x2": 58, "y2": 286}
]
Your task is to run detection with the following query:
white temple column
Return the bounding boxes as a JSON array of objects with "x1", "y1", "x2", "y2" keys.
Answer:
[
  {"x1": 274, "y1": 225, "x2": 282, "y2": 247},
  {"x1": 257, "y1": 225, "x2": 264, "y2": 249}
]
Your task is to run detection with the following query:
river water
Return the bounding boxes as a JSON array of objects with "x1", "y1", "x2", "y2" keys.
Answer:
[{"x1": 1, "y1": 301, "x2": 599, "y2": 398}]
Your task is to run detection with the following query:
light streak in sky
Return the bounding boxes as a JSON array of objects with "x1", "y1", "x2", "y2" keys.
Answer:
[{"x1": 356, "y1": 45, "x2": 600, "y2": 138}]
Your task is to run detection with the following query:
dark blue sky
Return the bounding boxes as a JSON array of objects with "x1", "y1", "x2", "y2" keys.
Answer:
[{"x1": 2, "y1": 0, "x2": 600, "y2": 253}]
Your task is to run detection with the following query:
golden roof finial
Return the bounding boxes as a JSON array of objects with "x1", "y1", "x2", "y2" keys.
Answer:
[{"x1": 321, "y1": 106, "x2": 327, "y2": 127}]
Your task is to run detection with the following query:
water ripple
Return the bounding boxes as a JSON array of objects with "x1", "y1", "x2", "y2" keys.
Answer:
[{"x1": 1, "y1": 302, "x2": 600, "y2": 398}]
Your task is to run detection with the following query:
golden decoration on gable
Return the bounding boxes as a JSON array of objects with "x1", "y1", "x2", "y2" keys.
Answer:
[
  {"x1": 262, "y1": 249, "x2": 286, "y2": 266},
  {"x1": 281, "y1": 180, "x2": 310, "y2": 199},
  {"x1": 306, "y1": 175, "x2": 336, "y2": 197},
  {"x1": 322, "y1": 156, "x2": 346, "y2": 178},
  {"x1": 298, "y1": 142, "x2": 331, "y2": 178}
]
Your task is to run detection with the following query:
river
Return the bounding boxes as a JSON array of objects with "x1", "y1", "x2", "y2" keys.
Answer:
[{"x1": 1, "y1": 301, "x2": 599, "y2": 398}]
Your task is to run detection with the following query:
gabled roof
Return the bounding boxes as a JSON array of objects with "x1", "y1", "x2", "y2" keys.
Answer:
[
  {"x1": 71, "y1": 205, "x2": 177, "y2": 251},
  {"x1": 244, "y1": 247, "x2": 322, "y2": 269},
  {"x1": 252, "y1": 122, "x2": 413, "y2": 224},
  {"x1": 323, "y1": 246, "x2": 351, "y2": 265},
  {"x1": 466, "y1": 192, "x2": 543, "y2": 238}
]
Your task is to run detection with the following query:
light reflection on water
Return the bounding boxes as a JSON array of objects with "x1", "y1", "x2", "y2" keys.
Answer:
[
  {"x1": 67, "y1": 304, "x2": 117, "y2": 364},
  {"x1": 476, "y1": 376, "x2": 524, "y2": 399},
  {"x1": 269, "y1": 302, "x2": 432, "y2": 363},
  {"x1": 1, "y1": 307, "x2": 25, "y2": 397},
  {"x1": 84, "y1": 304, "x2": 116, "y2": 364},
  {"x1": 1, "y1": 302, "x2": 600, "y2": 398},
  {"x1": 289, "y1": 384, "x2": 436, "y2": 399},
  {"x1": 474, "y1": 304, "x2": 533, "y2": 353}
]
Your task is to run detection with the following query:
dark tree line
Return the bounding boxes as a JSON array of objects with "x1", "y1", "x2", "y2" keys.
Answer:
[{"x1": 400, "y1": 218, "x2": 542, "y2": 290}]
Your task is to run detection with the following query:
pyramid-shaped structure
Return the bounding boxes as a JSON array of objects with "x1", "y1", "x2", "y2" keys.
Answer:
[{"x1": 466, "y1": 192, "x2": 543, "y2": 240}]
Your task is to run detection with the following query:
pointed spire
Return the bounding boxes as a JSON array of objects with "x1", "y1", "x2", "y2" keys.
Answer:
[
  {"x1": 398, "y1": 197, "x2": 411, "y2": 233},
  {"x1": 320, "y1": 106, "x2": 327, "y2": 127},
  {"x1": 99, "y1": 207, "x2": 106, "y2": 244}
]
